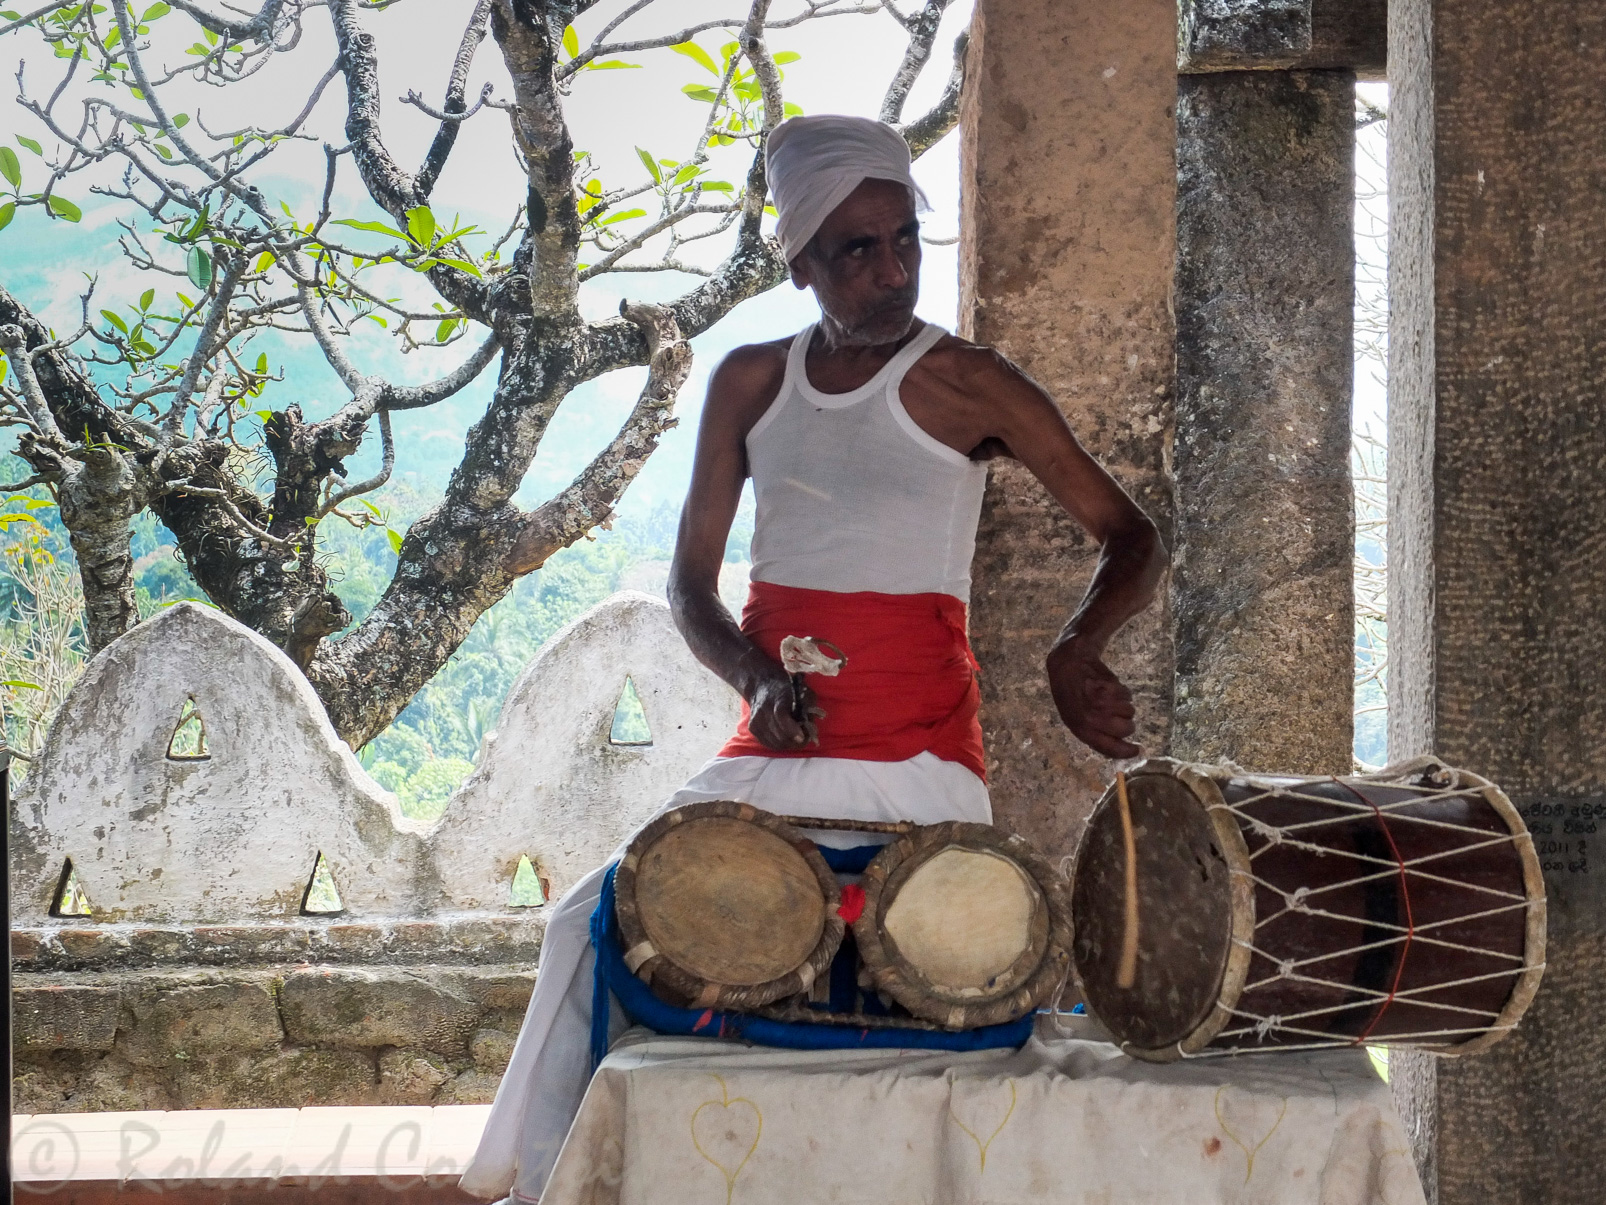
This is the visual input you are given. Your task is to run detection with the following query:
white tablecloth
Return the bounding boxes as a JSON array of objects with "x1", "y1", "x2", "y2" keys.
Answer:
[{"x1": 541, "y1": 1022, "x2": 1425, "y2": 1205}]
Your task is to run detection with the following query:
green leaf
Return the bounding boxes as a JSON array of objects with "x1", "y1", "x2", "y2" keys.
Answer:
[
  {"x1": 671, "y1": 163, "x2": 700, "y2": 185},
  {"x1": 47, "y1": 194, "x2": 81, "y2": 221},
  {"x1": 0, "y1": 147, "x2": 20, "y2": 189},
  {"x1": 139, "y1": 287, "x2": 154, "y2": 310},
  {"x1": 435, "y1": 317, "x2": 457, "y2": 342},
  {"x1": 186, "y1": 244, "x2": 213, "y2": 289},
  {"x1": 172, "y1": 112, "x2": 189, "y2": 128},
  {"x1": 203, "y1": 26, "x2": 217, "y2": 45},
  {"x1": 101, "y1": 308, "x2": 128, "y2": 333},
  {"x1": 142, "y1": 0, "x2": 169, "y2": 17},
  {"x1": 1, "y1": 679, "x2": 44, "y2": 691},
  {"x1": 671, "y1": 41, "x2": 718, "y2": 75},
  {"x1": 16, "y1": 135, "x2": 42, "y2": 156},
  {"x1": 699, "y1": 180, "x2": 734, "y2": 193},
  {"x1": 253, "y1": 250, "x2": 275, "y2": 273},
  {"x1": 404, "y1": 204, "x2": 436, "y2": 247},
  {"x1": 332, "y1": 217, "x2": 405, "y2": 240},
  {"x1": 585, "y1": 59, "x2": 639, "y2": 70},
  {"x1": 561, "y1": 23, "x2": 578, "y2": 59},
  {"x1": 386, "y1": 527, "x2": 403, "y2": 554},
  {"x1": 253, "y1": 409, "x2": 273, "y2": 421},
  {"x1": 0, "y1": 202, "x2": 13, "y2": 232},
  {"x1": 433, "y1": 256, "x2": 482, "y2": 278},
  {"x1": 681, "y1": 84, "x2": 719, "y2": 103},
  {"x1": 104, "y1": 23, "x2": 120, "y2": 48},
  {"x1": 720, "y1": 41, "x2": 739, "y2": 64},
  {"x1": 368, "y1": 314, "x2": 387, "y2": 328},
  {"x1": 635, "y1": 146, "x2": 661, "y2": 184},
  {"x1": 773, "y1": 51, "x2": 801, "y2": 65},
  {"x1": 596, "y1": 208, "x2": 645, "y2": 227},
  {"x1": 782, "y1": 101, "x2": 804, "y2": 118}
]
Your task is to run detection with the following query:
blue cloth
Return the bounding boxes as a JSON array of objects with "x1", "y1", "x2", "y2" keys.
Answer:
[{"x1": 590, "y1": 863, "x2": 1033, "y2": 1070}]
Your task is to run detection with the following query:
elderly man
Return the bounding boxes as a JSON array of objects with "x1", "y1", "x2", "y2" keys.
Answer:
[{"x1": 461, "y1": 115, "x2": 1164, "y2": 1204}]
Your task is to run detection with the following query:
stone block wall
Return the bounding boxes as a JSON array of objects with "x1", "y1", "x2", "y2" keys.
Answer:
[{"x1": 12, "y1": 961, "x2": 534, "y2": 1113}]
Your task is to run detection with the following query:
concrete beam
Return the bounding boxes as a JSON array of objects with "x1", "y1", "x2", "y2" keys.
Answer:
[
  {"x1": 1178, "y1": 0, "x2": 1386, "y2": 79},
  {"x1": 1387, "y1": 0, "x2": 1606, "y2": 1200},
  {"x1": 1171, "y1": 69, "x2": 1356, "y2": 775},
  {"x1": 959, "y1": 0, "x2": 1176, "y2": 860}
]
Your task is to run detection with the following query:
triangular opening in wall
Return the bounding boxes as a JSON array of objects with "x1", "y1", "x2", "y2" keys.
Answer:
[
  {"x1": 50, "y1": 857, "x2": 94, "y2": 917},
  {"x1": 300, "y1": 851, "x2": 345, "y2": 915},
  {"x1": 166, "y1": 695, "x2": 210, "y2": 761},
  {"x1": 509, "y1": 855, "x2": 547, "y2": 908},
  {"x1": 608, "y1": 676, "x2": 652, "y2": 746}
]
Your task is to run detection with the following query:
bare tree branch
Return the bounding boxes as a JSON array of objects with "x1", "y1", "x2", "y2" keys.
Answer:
[
  {"x1": 506, "y1": 300, "x2": 690, "y2": 574},
  {"x1": 161, "y1": 0, "x2": 290, "y2": 42},
  {"x1": 897, "y1": 28, "x2": 966, "y2": 156},
  {"x1": 879, "y1": 0, "x2": 950, "y2": 124}
]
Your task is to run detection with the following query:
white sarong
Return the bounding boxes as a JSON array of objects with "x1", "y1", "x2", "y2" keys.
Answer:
[{"x1": 458, "y1": 751, "x2": 990, "y2": 1203}]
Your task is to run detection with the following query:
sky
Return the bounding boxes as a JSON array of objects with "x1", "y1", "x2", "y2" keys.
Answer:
[{"x1": 0, "y1": 0, "x2": 973, "y2": 518}]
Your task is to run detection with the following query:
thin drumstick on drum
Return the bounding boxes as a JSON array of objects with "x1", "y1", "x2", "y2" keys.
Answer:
[{"x1": 1116, "y1": 770, "x2": 1140, "y2": 990}]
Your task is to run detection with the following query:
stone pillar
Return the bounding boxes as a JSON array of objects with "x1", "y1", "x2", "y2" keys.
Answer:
[
  {"x1": 1171, "y1": 69, "x2": 1355, "y2": 775},
  {"x1": 958, "y1": 0, "x2": 1176, "y2": 858},
  {"x1": 1387, "y1": 0, "x2": 1606, "y2": 1200}
]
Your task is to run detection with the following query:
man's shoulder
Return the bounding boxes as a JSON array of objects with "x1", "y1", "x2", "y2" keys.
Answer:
[
  {"x1": 702, "y1": 338, "x2": 792, "y2": 429},
  {"x1": 713, "y1": 338, "x2": 791, "y2": 388},
  {"x1": 920, "y1": 332, "x2": 1022, "y2": 391}
]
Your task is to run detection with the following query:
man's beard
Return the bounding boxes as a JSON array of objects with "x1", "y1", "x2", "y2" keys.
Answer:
[{"x1": 830, "y1": 295, "x2": 919, "y2": 347}]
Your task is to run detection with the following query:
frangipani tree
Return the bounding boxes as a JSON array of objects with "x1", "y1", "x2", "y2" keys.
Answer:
[{"x1": 0, "y1": 0, "x2": 964, "y2": 746}]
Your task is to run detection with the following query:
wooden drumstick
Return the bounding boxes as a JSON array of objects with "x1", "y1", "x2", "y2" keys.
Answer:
[{"x1": 1116, "y1": 770, "x2": 1140, "y2": 990}]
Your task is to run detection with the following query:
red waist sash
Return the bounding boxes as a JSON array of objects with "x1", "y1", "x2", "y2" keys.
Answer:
[{"x1": 718, "y1": 581, "x2": 986, "y2": 781}]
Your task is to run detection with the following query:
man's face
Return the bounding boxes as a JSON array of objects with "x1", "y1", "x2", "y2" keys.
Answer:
[{"x1": 790, "y1": 177, "x2": 921, "y2": 346}]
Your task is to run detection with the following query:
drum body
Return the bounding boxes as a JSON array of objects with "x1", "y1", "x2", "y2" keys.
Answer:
[
  {"x1": 1071, "y1": 757, "x2": 1546, "y2": 1061},
  {"x1": 855, "y1": 822, "x2": 1074, "y2": 1029},
  {"x1": 614, "y1": 800, "x2": 844, "y2": 1010}
]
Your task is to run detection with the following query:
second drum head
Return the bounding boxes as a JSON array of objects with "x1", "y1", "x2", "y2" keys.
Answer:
[{"x1": 856, "y1": 821, "x2": 1073, "y2": 1029}]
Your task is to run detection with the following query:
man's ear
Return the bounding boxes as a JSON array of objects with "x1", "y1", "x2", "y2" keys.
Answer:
[{"x1": 788, "y1": 255, "x2": 811, "y2": 290}]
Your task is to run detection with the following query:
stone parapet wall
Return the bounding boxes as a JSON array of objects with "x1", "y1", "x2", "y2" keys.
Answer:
[
  {"x1": 11, "y1": 916, "x2": 545, "y2": 974},
  {"x1": 8, "y1": 590, "x2": 738, "y2": 1111},
  {"x1": 12, "y1": 961, "x2": 535, "y2": 1114}
]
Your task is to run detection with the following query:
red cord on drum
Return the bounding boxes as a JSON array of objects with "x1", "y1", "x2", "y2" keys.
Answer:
[{"x1": 1331, "y1": 778, "x2": 1416, "y2": 1044}]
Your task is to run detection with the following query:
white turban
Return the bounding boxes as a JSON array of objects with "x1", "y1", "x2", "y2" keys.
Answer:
[{"x1": 765, "y1": 114, "x2": 929, "y2": 263}]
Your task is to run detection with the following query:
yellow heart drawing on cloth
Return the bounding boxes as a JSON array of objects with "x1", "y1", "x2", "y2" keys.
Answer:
[
  {"x1": 948, "y1": 1079, "x2": 1017, "y2": 1173},
  {"x1": 691, "y1": 1075, "x2": 763, "y2": 1205},
  {"x1": 1214, "y1": 1085, "x2": 1289, "y2": 1185}
]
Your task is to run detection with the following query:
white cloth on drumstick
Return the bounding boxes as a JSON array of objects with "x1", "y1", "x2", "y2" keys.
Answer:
[{"x1": 457, "y1": 750, "x2": 990, "y2": 1203}]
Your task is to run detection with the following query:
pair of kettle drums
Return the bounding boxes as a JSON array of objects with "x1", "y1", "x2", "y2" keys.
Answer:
[
  {"x1": 614, "y1": 799, "x2": 1074, "y2": 1031},
  {"x1": 613, "y1": 756, "x2": 1547, "y2": 1058}
]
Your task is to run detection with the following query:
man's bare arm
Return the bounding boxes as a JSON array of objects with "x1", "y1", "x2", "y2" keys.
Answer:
[
  {"x1": 957, "y1": 349, "x2": 1167, "y2": 758},
  {"x1": 667, "y1": 345, "x2": 817, "y2": 750}
]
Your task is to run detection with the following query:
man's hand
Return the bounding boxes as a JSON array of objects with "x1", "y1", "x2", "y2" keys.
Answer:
[
  {"x1": 744, "y1": 661, "x2": 826, "y2": 750},
  {"x1": 1046, "y1": 639, "x2": 1140, "y2": 760}
]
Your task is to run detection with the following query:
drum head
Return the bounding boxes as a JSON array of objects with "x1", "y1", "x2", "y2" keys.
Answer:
[
  {"x1": 1072, "y1": 770, "x2": 1238, "y2": 1052},
  {"x1": 616, "y1": 801, "x2": 844, "y2": 1010},
  {"x1": 856, "y1": 822, "x2": 1073, "y2": 1030}
]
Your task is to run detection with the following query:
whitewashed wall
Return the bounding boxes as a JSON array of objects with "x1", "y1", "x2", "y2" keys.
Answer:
[{"x1": 8, "y1": 594, "x2": 739, "y2": 925}]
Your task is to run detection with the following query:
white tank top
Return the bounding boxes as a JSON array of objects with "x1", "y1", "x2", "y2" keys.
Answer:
[{"x1": 746, "y1": 322, "x2": 988, "y2": 602}]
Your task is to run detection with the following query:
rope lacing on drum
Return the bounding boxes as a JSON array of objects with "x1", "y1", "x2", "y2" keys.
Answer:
[
  {"x1": 1253, "y1": 1015, "x2": 1284, "y2": 1041},
  {"x1": 1179, "y1": 770, "x2": 1544, "y2": 1060}
]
